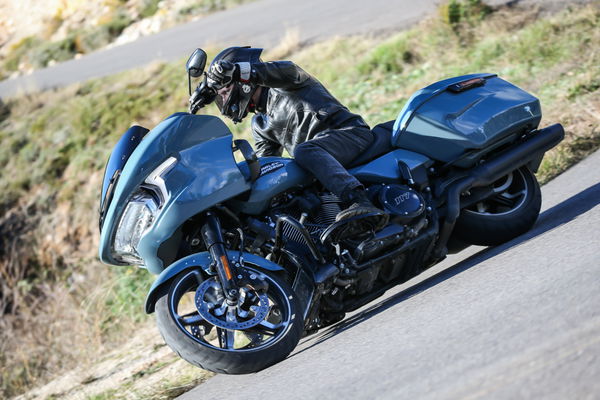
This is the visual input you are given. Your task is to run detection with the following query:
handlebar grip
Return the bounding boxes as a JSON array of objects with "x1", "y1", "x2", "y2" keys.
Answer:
[{"x1": 189, "y1": 79, "x2": 216, "y2": 114}]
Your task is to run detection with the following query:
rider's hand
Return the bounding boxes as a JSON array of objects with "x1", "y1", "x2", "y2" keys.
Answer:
[
  {"x1": 206, "y1": 60, "x2": 240, "y2": 89},
  {"x1": 189, "y1": 78, "x2": 216, "y2": 113}
]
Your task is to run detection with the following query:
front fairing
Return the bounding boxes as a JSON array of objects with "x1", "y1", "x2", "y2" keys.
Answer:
[{"x1": 99, "y1": 113, "x2": 251, "y2": 273}]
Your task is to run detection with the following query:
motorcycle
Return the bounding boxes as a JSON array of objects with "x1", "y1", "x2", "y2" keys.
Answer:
[{"x1": 98, "y1": 48, "x2": 564, "y2": 374}]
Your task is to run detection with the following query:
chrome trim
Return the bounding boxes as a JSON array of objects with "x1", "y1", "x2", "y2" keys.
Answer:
[{"x1": 145, "y1": 156, "x2": 177, "y2": 205}]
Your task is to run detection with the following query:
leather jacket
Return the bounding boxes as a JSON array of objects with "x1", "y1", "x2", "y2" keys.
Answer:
[{"x1": 249, "y1": 61, "x2": 369, "y2": 157}]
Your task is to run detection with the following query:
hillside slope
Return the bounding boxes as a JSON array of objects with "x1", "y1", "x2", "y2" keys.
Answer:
[{"x1": 1, "y1": 2, "x2": 599, "y2": 398}]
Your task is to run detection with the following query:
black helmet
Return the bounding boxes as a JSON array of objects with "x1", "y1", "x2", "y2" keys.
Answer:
[{"x1": 209, "y1": 46, "x2": 263, "y2": 123}]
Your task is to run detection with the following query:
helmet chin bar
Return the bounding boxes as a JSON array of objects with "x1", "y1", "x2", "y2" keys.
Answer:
[
  {"x1": 217, "y1": 81, "x2": 256, "y2": 123},
  {"x1": 206, "y1": 47, "x2": 263, "y2": 122}
]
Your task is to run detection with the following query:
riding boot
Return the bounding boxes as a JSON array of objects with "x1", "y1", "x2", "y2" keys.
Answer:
[{"x1": 336, "y1": 188, "x2": 389, "y2": 230}]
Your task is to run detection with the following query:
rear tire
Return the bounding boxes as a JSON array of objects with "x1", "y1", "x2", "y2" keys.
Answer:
[
  {"x1": 156, "y1": 266, "x2": 303, "y2": 374},
  {"x1": 454, "y1": 166, "x2": 541, "y2": 246}
]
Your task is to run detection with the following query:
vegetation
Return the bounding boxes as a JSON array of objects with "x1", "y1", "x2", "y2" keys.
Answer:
[
  {"x1": 1, "y1": 10, "x2": 132, "y2": 77},
  {"x1": 0, "y1": 1, "x2": 598, "y2": 398},
  {"x1": 439, "y1": 0, "x2": 492, "y2": 27},
  {"x1": 177, "y1": 0, "x2": 255, "y2": 17},
  {"x1": 0, "y1": 0, "x2": 255, "y2": 80}
]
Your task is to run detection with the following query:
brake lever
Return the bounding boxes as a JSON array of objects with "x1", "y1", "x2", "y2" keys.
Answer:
[
  {"x1": 189, "y1": 86, "x2": 206, "y2": 114},
  {"x1": 188, "y1": 78, "x2": 216, "y2": 114},
  {"x1": 189, "y1": 96, "x2": 202, "y2": 114}
]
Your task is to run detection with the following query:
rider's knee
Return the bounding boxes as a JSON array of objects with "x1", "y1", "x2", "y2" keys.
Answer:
[{"x1": 293, "y1": 141, "x2": 319, "y2": 165}]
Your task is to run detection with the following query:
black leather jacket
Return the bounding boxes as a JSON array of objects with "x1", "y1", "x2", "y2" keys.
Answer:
[{"x1": 249, "y1": 61, "x2": 369, "y2": 157}]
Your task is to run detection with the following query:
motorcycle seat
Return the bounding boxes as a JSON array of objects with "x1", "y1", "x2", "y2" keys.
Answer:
[{"x1": 349, "y1": 120, "x2": 394, "y2": 168}]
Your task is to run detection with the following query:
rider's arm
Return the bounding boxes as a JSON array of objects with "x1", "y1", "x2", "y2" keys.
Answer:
[
  {"x1": 248, "y1": 61, "x2": 310, "y2": 90},
  {"x1": 252, "y1": 130, "x2": 283, "y2": 157}
]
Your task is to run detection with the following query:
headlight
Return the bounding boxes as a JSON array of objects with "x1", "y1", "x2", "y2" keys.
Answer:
[
  {"x1": 113, "y1": 192, "x2": 158, "y2": 264},
  {"x1": 111, "y1": 157, "x2": 177, "y2": 265}
]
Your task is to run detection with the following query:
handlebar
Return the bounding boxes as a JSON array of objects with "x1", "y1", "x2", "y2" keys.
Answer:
[{"x1": 189, "y1": 78, "x2": 216, "y2": 114}]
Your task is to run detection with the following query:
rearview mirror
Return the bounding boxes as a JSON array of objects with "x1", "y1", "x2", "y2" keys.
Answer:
[{"x1": 186, "y1": 48, "x2": 207, "y2": 78}]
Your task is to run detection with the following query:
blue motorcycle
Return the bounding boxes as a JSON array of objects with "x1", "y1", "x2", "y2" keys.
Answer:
[{"x1": 98, "y1": 49, "x2": 564, "y2": 373}]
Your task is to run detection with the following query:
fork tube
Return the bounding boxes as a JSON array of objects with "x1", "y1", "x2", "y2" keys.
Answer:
[{"x1": 201, "y1": 212, "x2": 239, "y2": 301}]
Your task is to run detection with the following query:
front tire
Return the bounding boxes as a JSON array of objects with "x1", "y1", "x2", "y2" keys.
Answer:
[
  {"x1": 454, "y1": 166, "x2": 541, "y2": 246},
  {"x1": 156, "y1": 266, "x2": 303, "y2": 374}
]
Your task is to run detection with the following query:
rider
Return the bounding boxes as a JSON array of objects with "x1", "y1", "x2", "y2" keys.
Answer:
[{"x1": 203, "y1": 46, "x2": 387, "y2": 226}]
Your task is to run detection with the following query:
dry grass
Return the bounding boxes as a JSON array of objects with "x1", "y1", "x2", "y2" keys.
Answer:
[
  {"x1": 15, "y1": 322, "x2": 213, "y2": 400},
  {"x1": 265, "y1": 28, "x2": 302, "y2": 60},
  {"x1": 1, "y1": 2, "x2": 599, "y2": 398}
]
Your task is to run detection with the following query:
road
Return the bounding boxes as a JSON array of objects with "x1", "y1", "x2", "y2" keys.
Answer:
[
  {"x1": 2, "y1": 0, "x2": 586, "y2": 99},
  {"x1": 0, "y1": 0, "x2": 439, "y2": 98},
  {"x1": 179, "y1": 150, "x2": 600, "y2": 399}
]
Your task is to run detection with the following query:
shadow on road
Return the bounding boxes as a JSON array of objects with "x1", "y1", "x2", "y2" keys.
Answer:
[{"x1": 295, "y1": 181, "x2": 600, "y2": 354}]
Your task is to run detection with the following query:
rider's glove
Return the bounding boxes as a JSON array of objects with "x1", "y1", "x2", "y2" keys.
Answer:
[
  {"x1": 189, "y1": 77, "x2": 216, "y2": 113},
  {"x1": 206, "y1": 60, "x2": 251, "y2": 89}
]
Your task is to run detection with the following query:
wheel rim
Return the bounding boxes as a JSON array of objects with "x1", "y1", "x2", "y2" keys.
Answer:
[
  {"x1": 168, "y1": 266, "x2": 293, "y2": 352},
  {"x1": 465, "y1": 169, "x2": 529, "y2": 216}
]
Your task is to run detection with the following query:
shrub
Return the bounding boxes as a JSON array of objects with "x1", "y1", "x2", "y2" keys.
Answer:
[
  {"x1": 439, "y1": 0, "x2": 492, "y2": 28},
  {"x1": 3, "y1": 36, "x2": 42, "y2": 71},
  {"x1": 357, "y1": 36, "x2": 418, "y2": 75},
  {"x1": 140, "y1": 0, "x2": 161, "y2": 18}
]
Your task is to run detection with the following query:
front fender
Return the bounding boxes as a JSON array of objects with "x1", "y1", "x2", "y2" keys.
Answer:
[{"x1": 144, "y1": 250, "x2": 284, "y2": 313}]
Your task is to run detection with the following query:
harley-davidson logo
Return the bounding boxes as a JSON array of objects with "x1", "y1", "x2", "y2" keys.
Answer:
[{"x1": 259, "y1": 162, "x2": 285, "y2": 176}]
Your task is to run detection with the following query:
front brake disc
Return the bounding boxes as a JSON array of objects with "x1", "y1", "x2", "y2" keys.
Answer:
[{"x1": 194, "y1": 277, "x2": 269, "y2": 330}]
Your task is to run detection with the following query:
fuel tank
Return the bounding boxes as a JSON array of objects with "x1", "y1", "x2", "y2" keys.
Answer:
[{"x1": 229, "y1": 157, "x2": 314, "y2": 215}]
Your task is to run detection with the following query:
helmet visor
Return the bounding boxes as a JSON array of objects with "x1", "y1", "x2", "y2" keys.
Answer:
[
  {"x1": 213, "y1": 81, "x2": 255, "y2": 123},
  {"x1": 215, "y1": 84, "x2": 234, "y2": 112}
]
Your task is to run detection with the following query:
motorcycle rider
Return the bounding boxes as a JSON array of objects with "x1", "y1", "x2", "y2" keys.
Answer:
[{"x1": 203, "y1": 46, "x2": 388, "y2": 227}]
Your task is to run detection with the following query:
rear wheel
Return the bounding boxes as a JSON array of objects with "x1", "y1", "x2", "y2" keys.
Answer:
[
  {"x1": 156, "y1": 265, "x2": 303, "y2": 374},
  {"x1": 454, "y1": 166, "x2": 541, "y2": 246}
]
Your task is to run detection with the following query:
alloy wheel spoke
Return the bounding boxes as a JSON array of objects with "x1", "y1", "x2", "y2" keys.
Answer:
[
  {"x1": 490, "y1": 195, "x2": 515, "y2": 208},
  {"x1": 500, "y1": 189, "x2": 527, "y2": 200},
  {"x1": 225, "y1": 329, "x2": 236, "y2": 349},
  {"x1": 244, "y1": 326, "x2": 276, "y2": 337},
  {"x1": 259, "y1": 320, "x2": 283, "y2": 330},
  {"x1": 216, "y1": 327, "x2": 226, "y2": 348},
  {"x1": 179, "y1": 313, "x2": 205, "y2": 326},
  {"x1": 244, "y1": 320, "x2": 283, "y2": 336}
]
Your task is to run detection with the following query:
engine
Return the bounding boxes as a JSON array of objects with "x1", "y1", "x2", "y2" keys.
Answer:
[
  {"x1": 246, "y1": 184, "x2": 431, "y2": 327},
  {"x1": 238, "y1": 183, "x2": 436, "y2": 329}
]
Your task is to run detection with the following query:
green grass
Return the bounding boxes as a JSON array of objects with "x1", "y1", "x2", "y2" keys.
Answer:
[{"x1": 1, "y1": 2, "x2": 598, "y2": 397}]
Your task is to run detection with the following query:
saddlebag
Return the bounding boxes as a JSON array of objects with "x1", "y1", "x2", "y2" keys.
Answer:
[{"x1": 392, "y1": 74, "x2": 542, "y2": 167}]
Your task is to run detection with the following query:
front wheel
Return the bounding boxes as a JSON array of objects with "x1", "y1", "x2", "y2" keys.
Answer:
[
  {"x1": 156, "y1": 265, "x2": 303, "y2": 374},
  {"x1": 453, "y1": 166, "x2": 541, "y2": 246}
]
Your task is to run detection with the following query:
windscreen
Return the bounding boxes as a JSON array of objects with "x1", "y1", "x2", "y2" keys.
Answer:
[{"x1": 99, "y1": 125, "x2": 149, "y2": 230}]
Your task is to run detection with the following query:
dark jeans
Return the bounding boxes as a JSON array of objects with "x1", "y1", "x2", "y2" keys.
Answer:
[{"x1": 293, "y1": 125, "x2": 373, "y2": 200}]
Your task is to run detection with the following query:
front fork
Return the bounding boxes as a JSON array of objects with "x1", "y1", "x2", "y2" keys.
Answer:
[{"x1": 201, "y1": 211, "x2": 240, "y2": 301}]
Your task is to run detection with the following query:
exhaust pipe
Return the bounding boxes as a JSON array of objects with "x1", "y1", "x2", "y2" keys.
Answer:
[{"x1": 433, "y1": 123, "x2": 565, "y2": 258}]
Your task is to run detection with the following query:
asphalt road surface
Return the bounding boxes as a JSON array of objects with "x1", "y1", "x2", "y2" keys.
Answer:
[
  {"x1": 1, "y1": 0, "x2": 589, "y2": 98},
  {"x1": 178, "y1": 150, "x2": 600, "y2": 399},
  {"x1": 0, "y1": 0, "x2": 439, "y2": 98}
]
